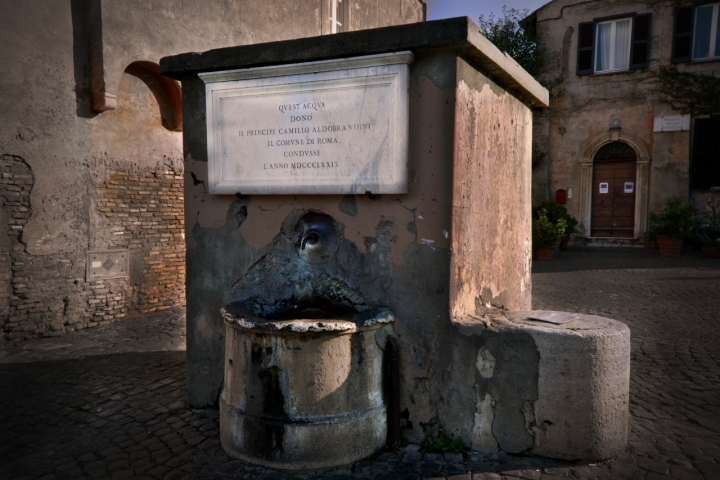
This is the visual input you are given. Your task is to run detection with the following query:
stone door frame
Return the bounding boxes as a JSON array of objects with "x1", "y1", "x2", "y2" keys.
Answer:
[{"x1": 578, "y1": 131, "x2": 651, "y2": 239}]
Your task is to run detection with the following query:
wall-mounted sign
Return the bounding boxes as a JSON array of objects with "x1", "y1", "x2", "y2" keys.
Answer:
[
  {"x1": 624, "y1": 182, "x2": 634, "y2": 193},
  {"x1": 87, "y1": 250, "x2": 129, "y2": 280},
  {"x1": 599, "y1": 182, "x2": 609, "y2": 194},
  {"x1": 653, "y1": 115, "x2": 691, "y2": 132},
  {"x1": 200, "y1": 52, "x2": 413, "y2": 195}
]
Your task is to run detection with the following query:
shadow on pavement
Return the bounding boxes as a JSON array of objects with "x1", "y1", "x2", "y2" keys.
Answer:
[
  {"x1": 532, "y1": 246, "x2": 720, "y2": 273},
  {"x1": 0, "y1": 351, "x2": 193, "y2": 479}
]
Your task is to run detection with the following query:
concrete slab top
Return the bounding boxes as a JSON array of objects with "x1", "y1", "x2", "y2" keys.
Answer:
[
  {"x1": 455, "y1": 310, "x2": 631, "y2": 338},
  {"x1": 160, "y1": 17, "x2": 549, "y2": 108},
  {"x1": 505, "y1": 310, "x2": 631, "y2": 336}
]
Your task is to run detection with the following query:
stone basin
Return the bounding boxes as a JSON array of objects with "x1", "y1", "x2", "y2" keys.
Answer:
[{"x1": 219, "y1": 301, "x2": 394, "y2": 470}]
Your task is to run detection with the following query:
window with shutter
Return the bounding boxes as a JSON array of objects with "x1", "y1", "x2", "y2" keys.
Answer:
[
  {"x1": 692, "y1": 3, "x2": 720, "y2": 60},
  {"x1": 673, "y1": 3, "x2": 720, "y2": 63},
  {"x1": 673, "y1": 5, "x2": 694, "y2": 63},
  {"x1": 577, "y1": 21, "x2": 595, "y2": 75},
  {"x1": 691, "y1": 117, "x2": 720, "y2": 191},
  {"x1": 578, "y1": 13, "x2": 652, "y2": 75},
  {"x1": 630, "y1": 13, "x2": 652, "y2": 69}
]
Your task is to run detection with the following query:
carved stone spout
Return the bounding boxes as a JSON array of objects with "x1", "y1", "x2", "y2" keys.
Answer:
[{"x1": 293, "y1": 212, "x2": 339, "y2": 264}]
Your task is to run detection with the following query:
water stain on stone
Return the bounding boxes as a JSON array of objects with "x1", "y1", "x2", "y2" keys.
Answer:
[{"x1": 245, "y1": 344, "x2": 287, "y2": 460}]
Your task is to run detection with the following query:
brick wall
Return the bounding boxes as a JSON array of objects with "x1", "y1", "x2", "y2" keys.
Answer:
[
  {"x1": 96, "y1": 166, "x2": 185, "y2": 313},
  {"x1": 1, "y1": 155, "x2": 185, "y2": 340}
]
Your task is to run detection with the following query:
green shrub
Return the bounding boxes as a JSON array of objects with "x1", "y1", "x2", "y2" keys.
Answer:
[
  {"x1": 533, "y1": 207, "x2": 567, "y2": 247},
  {"x1": 648, "y1": 199, "x2": 699, "y2": 241},
  {"x1": 422, "y1": 432, "x2": 465, "y2": 454},
  {"x1": 535, "y1": 201, "x2": 578, "y2": 236},
  {"x1": 697, "y1": 197, "x2": 720, "y2": 247},
  {"x1": 532, "y1": 201, "x2": 576, "y2": 247}
]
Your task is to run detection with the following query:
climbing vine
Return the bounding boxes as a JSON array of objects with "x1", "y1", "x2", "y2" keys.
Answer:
[{"x1": 654, "y1": 66, "x2": 720, "y2": 116}]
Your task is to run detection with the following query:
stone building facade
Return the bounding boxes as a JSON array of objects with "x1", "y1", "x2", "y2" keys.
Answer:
[
  {"x1": 525, "y1": 0, "x2": 720, "y2": 240},
  {"x1": 0, "y1": 0, "x2": 424, "y2": 340}
]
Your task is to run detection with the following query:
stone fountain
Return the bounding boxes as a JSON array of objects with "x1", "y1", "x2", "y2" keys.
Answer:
[
  {"x1": 219, "y1": 212, "x2": 396, "y2": 469},
  {"x1": 161, "y1": 17, "x2": 631, "y2": 470}
]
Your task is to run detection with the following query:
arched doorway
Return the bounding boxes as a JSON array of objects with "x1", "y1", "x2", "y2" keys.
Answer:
[{"x1": 590, "y1": 142, "x2": 637, "y2": 238}]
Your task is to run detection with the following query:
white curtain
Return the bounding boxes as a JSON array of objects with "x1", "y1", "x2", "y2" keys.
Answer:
[
  {"x1": 614, "y1": 19, "x2": 631, "y2": 69},
  {"x1": 694, "y1": 5, "x2": 713, "y2": 59},
  {"x1": 596, "y1": 19, "x2": 631, "y2": 72},
  {"x1": 596, "y1": 23, "x2": 612, "y2": 71}
]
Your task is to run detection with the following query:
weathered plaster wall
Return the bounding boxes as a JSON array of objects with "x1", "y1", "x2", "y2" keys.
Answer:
[
  {"x1": 442, "y1": 312, "x2": 630, "y2": 460},
  {"x1": 0, "y1": 0, "x2": 424, "y2": 339},
  {"x1": 347, "y1": 0, "x2": 425, "y2": 31},
  {"x1": 0, "y1": 1, "x2": 185, "y2": 338},
  {"x1": 532, "y1": 112, "x2": 551, "y2": 206},
  {"x1": 451, "y1": 58, "x2": 533, "y2": 317},
  {"x1": 92, "y1": 0, "x2": 424, "y2": 111},
  {"x1": 531, "y1": 0, "x2": 720, "y2": 233}
]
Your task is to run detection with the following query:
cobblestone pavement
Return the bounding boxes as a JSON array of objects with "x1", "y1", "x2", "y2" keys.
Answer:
[
  {"x1": 0, "y1": 306, "x2": 186, "y2": 364},
  {"x1": 1, "y1": 248, "x2": 719, "y2": 480}
]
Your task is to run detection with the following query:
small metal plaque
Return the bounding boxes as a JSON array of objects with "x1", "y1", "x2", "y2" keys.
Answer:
[
  {"x1": 527, "y1": 311, "x2": 578, "y2": 324},
  {"x1": 599, "y1": 182, "x2": 609, "y2": 194},
  {"x1": 87, "y1": 250, "x2": 129, "y2": 280}
]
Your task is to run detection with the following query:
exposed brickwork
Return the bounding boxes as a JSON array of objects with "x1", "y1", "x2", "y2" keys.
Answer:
[
  {"x1": 96, "y1": 166, "x2": 185, "y2": 313},
  {"x1": 1, "y1": 155, "x2": 128, "y2": 339},
  {"x1": 0, "y1": 155, "x2": 185, "y2": 340}
]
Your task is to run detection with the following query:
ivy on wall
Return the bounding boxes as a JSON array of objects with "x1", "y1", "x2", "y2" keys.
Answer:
[{"x1": 654, "y1": 66, "x2": 720, "y2": 116}]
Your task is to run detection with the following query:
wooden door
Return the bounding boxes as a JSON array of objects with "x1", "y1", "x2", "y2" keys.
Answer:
[{"x1": 591, "y1": 142, "x2": 636, "y2": 238}]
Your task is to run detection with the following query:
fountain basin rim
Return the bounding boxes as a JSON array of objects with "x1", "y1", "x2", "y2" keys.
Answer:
[{"x1": 221, "y1": 304, "x2": 394, "y2": 333}]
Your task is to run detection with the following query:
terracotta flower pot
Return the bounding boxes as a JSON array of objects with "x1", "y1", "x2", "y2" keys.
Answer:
[
  {"x1": 533, "y1": 245, "x2": 556, "y2": 261},
  {"x1": 656, "y1": 235, "x2": 683, "y2": 257},
  {"x1": 701, "y1": 246, "x2": 718, "y2": 259},
  {"x1": 559, "y1": 234, "x2": 571, "y2": 250}
]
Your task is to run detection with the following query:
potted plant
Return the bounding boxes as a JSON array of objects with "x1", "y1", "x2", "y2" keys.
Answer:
[
  {"x1": 560, "y1": 215, "x2": 579, "y2": 249},
  {"x1": 536, "y1": 201, "x2": 578, "y2": 249},
  {"x1": 532, "y1": 206, "x2": 568, "y2": 260},
  {"x1": 647, "y1": 199, "x2": 699, "y2": 257},
  {"x1": 697, "y1": 197, "x2": 720, "y2": 259},
  {"x1": 699, "y1": 232, "x2": 720, "y2": 258}
]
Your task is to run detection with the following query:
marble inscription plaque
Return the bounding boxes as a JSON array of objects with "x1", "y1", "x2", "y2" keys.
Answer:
[
  {"x1": 200, "y1": 52, "x2": 413, "y2": 194},
  {"x1": 653, "y1": 115, "x2": 690, "y2": 132}
]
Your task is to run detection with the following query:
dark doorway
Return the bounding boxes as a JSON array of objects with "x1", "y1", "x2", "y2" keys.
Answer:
[
  {"x1": 690, "y1": 117, "x2": 720, "y2": 190},
  {"x1": 591, "y1": 142, "x2": 637, "y2": 238}
]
